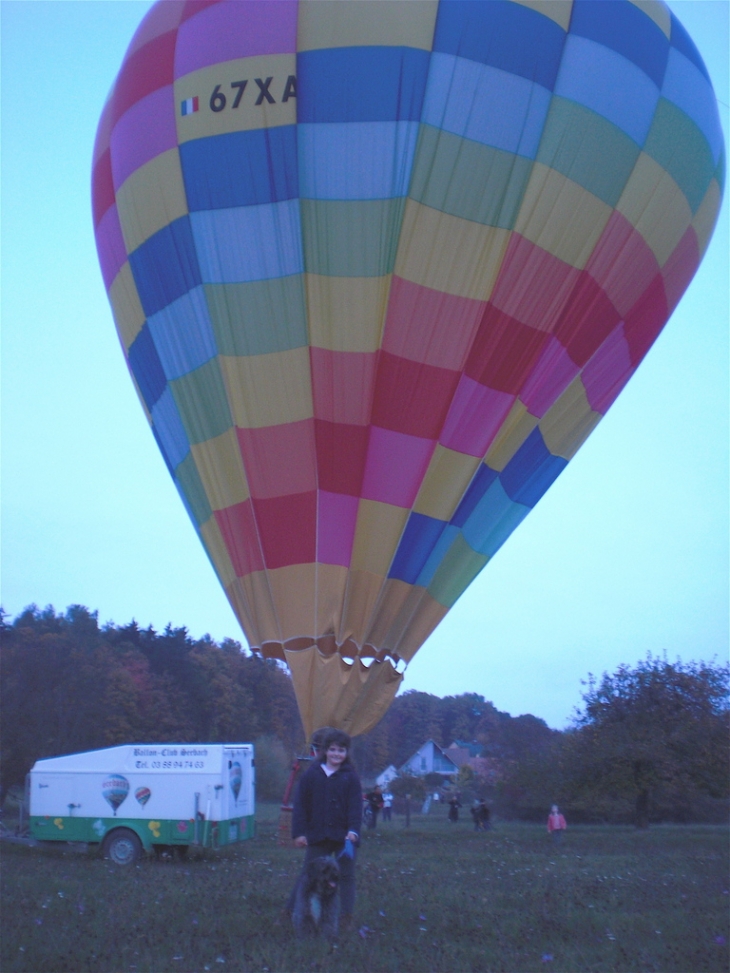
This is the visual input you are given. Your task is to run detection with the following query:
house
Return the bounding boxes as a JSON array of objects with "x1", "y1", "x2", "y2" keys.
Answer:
[
  {"x1": 446, "y1": 742, "x2": 502, "y2": 783},
  {"x1": 400, "y1": 740, "x2": 459, "y2": 777},
  {"x1": 445, "y1": 743, "x2": 471, "y2": 768},
  {"x1": 376, "y1": 765, "x2": 399, "y2": 788}
]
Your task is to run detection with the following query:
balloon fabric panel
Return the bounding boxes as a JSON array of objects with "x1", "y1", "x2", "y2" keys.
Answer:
[
  {"x1": 115, "y1": 149, "x2": 189, "y2": 255},
  {"x1": 94, "y1": 0, "x2": 724, "y2": 738}
]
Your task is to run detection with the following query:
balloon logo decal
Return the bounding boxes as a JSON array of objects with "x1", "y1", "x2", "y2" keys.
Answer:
[
  {"x1": 102, "y1": 775, "x2": 129, "y2": 816},
  {"x1": 135, "y1": 786, "x2": 151, "y2": 807},
  {"x1": 230, "y1": 762, "x2": 242, "y2": 802}
]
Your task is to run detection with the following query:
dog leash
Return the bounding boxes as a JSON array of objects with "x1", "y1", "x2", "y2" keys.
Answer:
[{"x1": 337, "y1": 838, "x2": 355, "y2": 859}]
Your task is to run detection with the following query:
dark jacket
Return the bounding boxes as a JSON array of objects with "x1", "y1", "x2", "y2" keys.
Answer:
[
  {"x1": 292, "y1": 761, "x2": 362, "y2": 845},
  {"x1": 365, "y1": 789, "x2": 384, "y2": 810}
]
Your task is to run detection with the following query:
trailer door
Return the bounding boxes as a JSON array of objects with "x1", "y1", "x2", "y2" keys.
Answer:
[{"x1": 223, "y1": 749, "x2": 252, "y2": 816}]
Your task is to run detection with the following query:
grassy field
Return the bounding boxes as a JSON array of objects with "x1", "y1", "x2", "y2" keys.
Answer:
[{"x1": 1, "y1": 804, "x2": 727, "y2": 973}]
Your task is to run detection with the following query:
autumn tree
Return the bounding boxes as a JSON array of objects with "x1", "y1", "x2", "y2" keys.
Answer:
[
  {"x1": 379, "y1": 690, "x2": 446, "y2": 767},
  {"x1": 494, "y1": 714, "x2": 564, "y2": 820},
  {"x1": 0, "y1": 605, "x2": 114, "y2": 797},
  {"x1": 567, "y1": 656, "x2": 729, "y2": 827},
  {"x1": 388, "y1": 772, "x2": 426, "y2": 801},
  {"x1": 440, "y1": 693, "x2": 498, "y2": 745},
  {"x1": 0, "y1": 605, "x2": 303, "y2": 797}
]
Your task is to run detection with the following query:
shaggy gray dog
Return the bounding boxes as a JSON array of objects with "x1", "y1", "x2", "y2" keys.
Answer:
[{"x1": 292, "y1": 855, "x2": 340, "y2": 941}]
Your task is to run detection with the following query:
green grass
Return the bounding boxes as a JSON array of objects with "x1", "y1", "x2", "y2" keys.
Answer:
[{"x1": 1, "y1": 805, "x2": 728, "y2": 972}]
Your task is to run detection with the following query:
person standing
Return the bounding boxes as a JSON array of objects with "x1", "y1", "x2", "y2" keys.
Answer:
[
  {"x1": 547, "y1": 804, "x2": 567, "y2": 842},
  {"x1": 478, "y1": 799, "x2": 491, "y2": 831},
  {"x1": 364, "y1": 785, "x2": 384, "y2": 829},
  {"x1": 447, "y1": 794, "x2": 462, "y2": 823},
  {"x1": 291, "y1": 729, "x2": 362, "y2": 924},
  {"x1": 309, "y1": 726, "x2": 336, "y2": 758},
  {"x1": 381, "y1": 788, "x2": 393, "y2": 822},
  {"x1": 284, "y1": 725, "x2": 335, "y2": 914}
]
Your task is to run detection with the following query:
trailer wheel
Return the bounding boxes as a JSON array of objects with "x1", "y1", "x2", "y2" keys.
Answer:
[{"x1": 102, "y1": 828, "x2": 143, "y2": 866}]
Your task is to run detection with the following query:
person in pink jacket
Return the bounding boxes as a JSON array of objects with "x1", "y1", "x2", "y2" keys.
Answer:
[{"x1": 547, "y1": 805, "x2": 567, "y2": 842}]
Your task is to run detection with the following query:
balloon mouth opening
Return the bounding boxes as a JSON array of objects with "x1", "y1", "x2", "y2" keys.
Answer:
[{"x1": 258, "y1": 635, "x2": 404, "y2": 670}]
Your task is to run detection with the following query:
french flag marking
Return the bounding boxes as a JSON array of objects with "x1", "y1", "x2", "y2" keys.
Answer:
[{"x1": 181, "y1": 97, "x2": 199, "y2": 116}]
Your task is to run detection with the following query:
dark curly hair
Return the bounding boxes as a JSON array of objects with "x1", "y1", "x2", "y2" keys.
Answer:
[{"x1": 318, "y1": 728, "x2": 354, "y2": 766}]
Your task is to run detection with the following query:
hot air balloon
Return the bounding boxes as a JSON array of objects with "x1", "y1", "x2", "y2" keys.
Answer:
[
  {"x1": 102, "y1": 774, "x2": 130, "y2": 816},
  {"x1": 135, "y1": 786, "x2": 152, "y2": 807},
  {"x1": 92, "y1": 0, "x2": 724, "y2": 738}
]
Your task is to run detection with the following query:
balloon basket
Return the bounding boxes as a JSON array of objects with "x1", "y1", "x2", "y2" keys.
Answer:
[
  {"x1": 277, "y1": 756, "x2": 312, "y2": 845},
  {"x1": 278, "y1": 805, "x2": 293, "y2": 846}
]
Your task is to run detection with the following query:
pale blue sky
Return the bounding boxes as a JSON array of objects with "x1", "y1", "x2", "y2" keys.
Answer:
[{"x1": 1, "y1": 1, "x2": 727, "y2": 729}]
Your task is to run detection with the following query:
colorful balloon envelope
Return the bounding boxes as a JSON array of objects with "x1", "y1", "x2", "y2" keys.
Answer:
[{"x1": 93, "y1": 0, "x2": 724, "y2": 737}]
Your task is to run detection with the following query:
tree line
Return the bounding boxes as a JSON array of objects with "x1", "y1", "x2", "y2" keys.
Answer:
[
  {"x1": 0, "y1": 604, "x2": 301, "y2": 802},
  {"x1": 1, "y1": 605, "x2": 727, "y2": 825}
]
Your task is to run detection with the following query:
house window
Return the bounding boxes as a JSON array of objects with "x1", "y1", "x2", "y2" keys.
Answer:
[{"x1": 420, "y1": 757, "x2": 426, "y2": 771}]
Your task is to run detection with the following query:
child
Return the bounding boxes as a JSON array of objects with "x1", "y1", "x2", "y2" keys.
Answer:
[
  {"x1": 547, "y1": 804, "x2": 567, "y2": 842},
  {"x1": 291, "y1": 729, "x2": 362, "y2": 923}
]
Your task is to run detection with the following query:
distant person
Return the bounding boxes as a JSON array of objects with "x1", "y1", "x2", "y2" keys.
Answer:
[
  {"x1": 309, "y1": 726, "x2": 336, "y2": 759},
  {"x1": 381, "y1": 788, "x2": 393, "y2": 822},
  {"x1": 547, "y1": 804, "x2": 567, "y2": 842},
  {"x1": 364, "y1": 785, "x2": 384, "y2": 829},
  {"x1": 470, "y1": 799, "x2": 490, "y2": 831},
  {"x1": 478, "y1": 799, "x2": 491, "y2": 831},
  {"x1": 447, "y1": 794, "x2": 462, "y2": 823}
]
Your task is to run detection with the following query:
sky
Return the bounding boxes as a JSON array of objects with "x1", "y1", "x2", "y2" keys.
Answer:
[{"x1": 1, "y1": 1, "x2": 728, "y2": 731}]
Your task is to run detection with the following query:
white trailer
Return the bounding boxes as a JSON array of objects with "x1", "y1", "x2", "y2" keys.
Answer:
[{"x1": 29, "y1": 743, "x2": 254, "y2": 864}]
